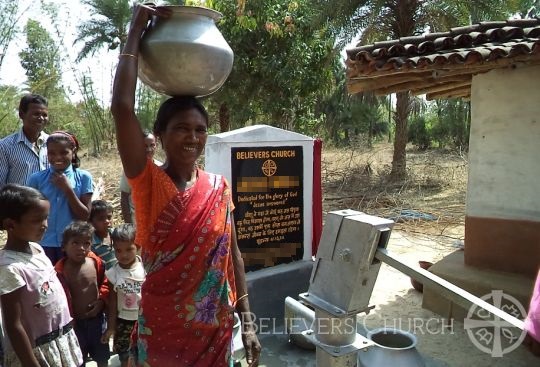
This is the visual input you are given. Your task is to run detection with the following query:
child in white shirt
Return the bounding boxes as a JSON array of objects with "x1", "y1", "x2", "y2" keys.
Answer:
[{"x1": 100, "y1": 223, "x2": 144, "y2": 367}]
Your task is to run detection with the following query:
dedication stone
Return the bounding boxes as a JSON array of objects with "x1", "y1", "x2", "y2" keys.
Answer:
[{"x1": 205, "y1": 125, "x2": 314, "y2": 269}]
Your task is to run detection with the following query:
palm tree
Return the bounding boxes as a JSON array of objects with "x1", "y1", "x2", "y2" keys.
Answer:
[
  {"x1": 74, "y1": 0, "x2": 132, "y2": 62},
  {"x1": 314, "y1": 0, "x2": 520, "y2": 179}
]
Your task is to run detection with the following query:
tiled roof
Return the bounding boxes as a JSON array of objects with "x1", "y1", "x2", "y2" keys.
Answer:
[{"x1": 345, "y1": 19, "x2": 540, "y2": 99}]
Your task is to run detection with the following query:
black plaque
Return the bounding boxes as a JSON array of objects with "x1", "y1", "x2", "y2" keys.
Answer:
[{"x1": 231, "y1": 146, "x2": 304, "y2": 268}]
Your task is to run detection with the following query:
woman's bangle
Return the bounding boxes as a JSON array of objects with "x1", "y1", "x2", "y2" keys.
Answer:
[
  {"x1": 236, "y1": 293, "x2": 249, "y2": 304},
  {"x1": 119, "y1": 53, "x2": 137, "y2": 59}
]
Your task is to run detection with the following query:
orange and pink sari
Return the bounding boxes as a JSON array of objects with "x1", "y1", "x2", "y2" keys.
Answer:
[{"x1": 129, "y1": 161, "x2": 237, "y2": 367}]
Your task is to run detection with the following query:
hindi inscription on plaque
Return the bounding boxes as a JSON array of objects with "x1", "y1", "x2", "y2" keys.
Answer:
[{"x1": 231, "y1": 146, "x2": 304, "y2": 268}]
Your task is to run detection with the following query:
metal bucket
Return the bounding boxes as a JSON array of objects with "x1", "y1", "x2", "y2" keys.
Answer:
[
  {"x1": 139, "y1": 6, "x2": 234, "y2": 97},
  {"x1": 358, "y1": 328, "x2": 425, "y2": 367}
]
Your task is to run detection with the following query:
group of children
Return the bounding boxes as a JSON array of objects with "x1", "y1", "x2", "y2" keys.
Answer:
[{"x1": 0, "y1": 130, "x2": 145, "y2": 367}]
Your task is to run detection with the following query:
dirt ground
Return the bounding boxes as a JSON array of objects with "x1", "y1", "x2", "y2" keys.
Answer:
[
  {"x1": 317, "y1": 143, "x2": 537, "y2": 366},
  {"x1": 5, "y1": 142, "x2": 538, "y2": 366},
  {"x1": 82, "y1": 142, "x2": 536, "y2": 366}
]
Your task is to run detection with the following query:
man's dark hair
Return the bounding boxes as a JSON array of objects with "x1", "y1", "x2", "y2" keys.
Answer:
[{"x1": 19, "y1": 93, "x2": 48, "y2": 114}]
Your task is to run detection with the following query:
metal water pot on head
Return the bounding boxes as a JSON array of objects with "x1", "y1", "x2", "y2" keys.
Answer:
[{"x1": 138, "y1": 6, "x2": 234, "y2": 97}]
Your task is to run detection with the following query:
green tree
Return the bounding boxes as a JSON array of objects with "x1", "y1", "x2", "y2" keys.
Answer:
[
  {"x1": 320, "y1": 70, "x2": 387, "y2": 146},
  {"x1": 74, "y1": 0, "x2": 132, "y2": 61},
  {"x1": 0, "y1": 86, "x2": 22, "y2": 137},
  {"x1": 136, "y1": 84, "x2": 166, "y2": 132},
  {"x1": 408, "y1": 115, "x2": 430, "y2": 150},
  {"x1": 75, "y1": 75, "x2": 115, "y2": 154},
  {"x1": 516, "y1": 0, "x2": 540, "y2": 17},
  {"x1": 210, "y1": 0, "x2": 337, "y2": 132},
  {"x1": 431, "y1": 99, "x2": 471, "y2": 149},
  {"x1": 408, "y1": 96, "x2": 430, "y2": 149},
  {"x1": 0, "y1": 1, "x2": 22, "y2": 69},
  {"x1": 19, "y1": 19, "x2": 64, "y2": 98},
  {"x1": 0, "y1": 1, "x2": 24, "y2": 138},
  {"x1": 73, "y1": 0, "x2": 163, "y2": 152},
  {"x1": 315, "y1": 0, "x2": 520, "y2": 180}
]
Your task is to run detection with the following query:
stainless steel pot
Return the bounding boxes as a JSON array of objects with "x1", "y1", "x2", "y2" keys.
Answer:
[
  {"x1": 138, "y1": 6, "x2": 234, "y2": 97},
  {"x1": 358, "y1": 328, "x2": 425, "y2": 367}
]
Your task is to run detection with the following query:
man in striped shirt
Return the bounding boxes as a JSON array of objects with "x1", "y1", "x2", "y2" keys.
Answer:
[{"x1": 0, "y1": 94, "x2": 49, "y2": 187}]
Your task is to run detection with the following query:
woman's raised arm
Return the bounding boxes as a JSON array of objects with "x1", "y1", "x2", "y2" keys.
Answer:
[{"x1": 111, "y1": 5, "x2": 169, "y2": 178}]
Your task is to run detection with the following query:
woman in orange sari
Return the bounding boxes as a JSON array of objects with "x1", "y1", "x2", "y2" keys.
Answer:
[{"x1": 110, "y1": 5, "x2": 260, "y2": 367}]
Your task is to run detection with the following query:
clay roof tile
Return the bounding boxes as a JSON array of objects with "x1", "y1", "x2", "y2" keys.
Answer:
[{"x1": 345, "y1": 18, "x2": 540, "y2": 97}]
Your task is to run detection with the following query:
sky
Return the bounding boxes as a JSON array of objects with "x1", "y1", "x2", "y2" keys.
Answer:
[
  {"x1": 0, "y1": 0, "x2": 118, "y2": 104},
  {"x1": 0, "y1": 0, "x2": 361, "y2": 105}
]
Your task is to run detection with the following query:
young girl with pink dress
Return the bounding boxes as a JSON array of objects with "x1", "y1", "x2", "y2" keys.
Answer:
[{"x1": 0, "y1": 184, "x2": 82, "y2": 366}]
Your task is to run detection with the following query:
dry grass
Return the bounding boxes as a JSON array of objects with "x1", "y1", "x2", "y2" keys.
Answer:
[
  {"x1": 322, "y1": 142, "x2": 467, "y2": 243},
  {"x1": 0, "y1": 143, "x2": 467, "y2": 244},
  {"x1": 86, "y1": 142, "x2": 467, "y2": 242},
  {"x1": 82, "y1": 150, "x2": 125, "y2": 224}
]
